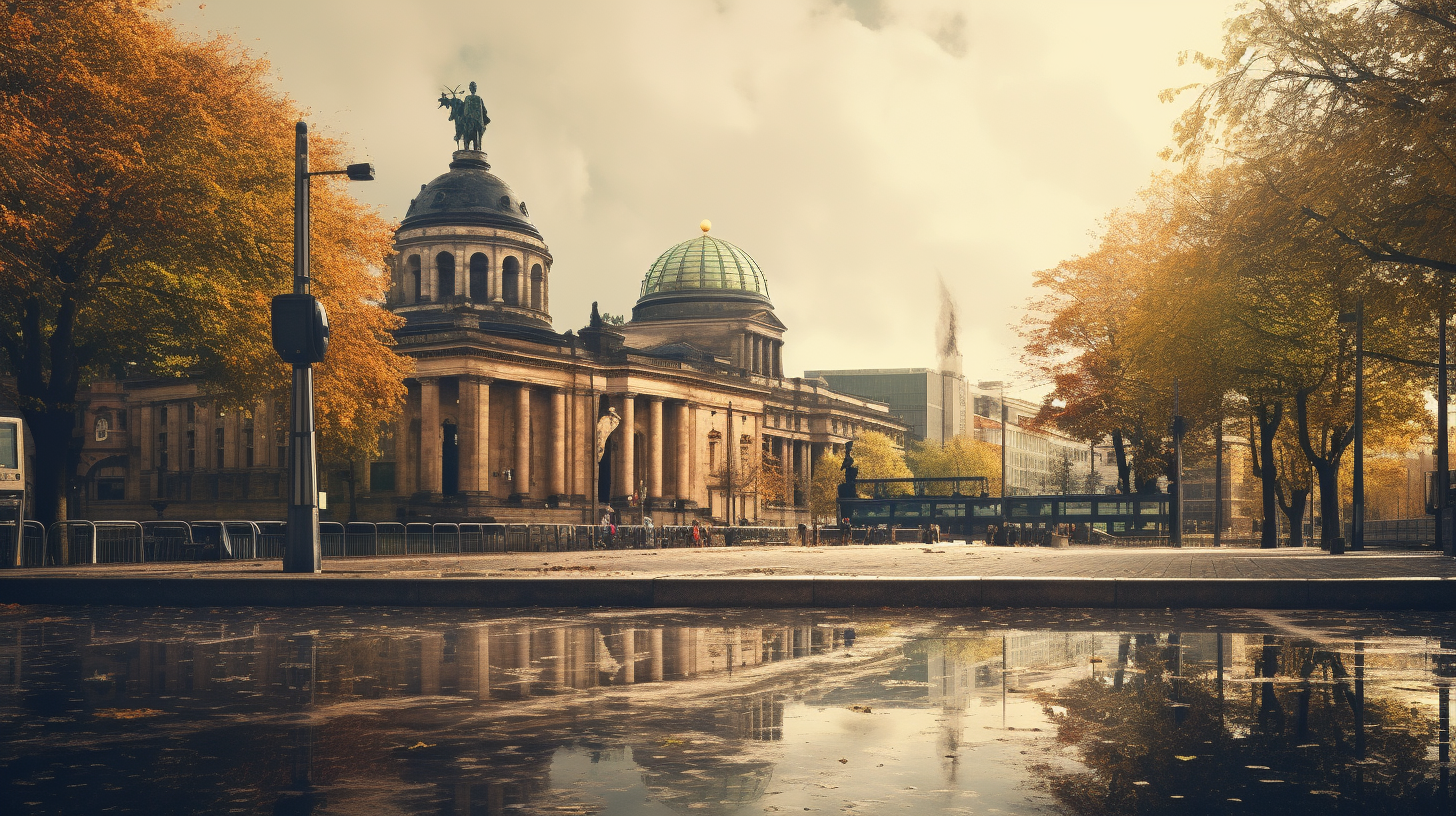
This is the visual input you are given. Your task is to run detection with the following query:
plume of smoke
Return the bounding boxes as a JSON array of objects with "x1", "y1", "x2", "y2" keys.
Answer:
[{"x1": 936, "y1": 274, "x2": 962, "y2": 374}]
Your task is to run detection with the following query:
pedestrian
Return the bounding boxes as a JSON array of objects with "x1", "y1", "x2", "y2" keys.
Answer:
[
  {"x1": 691, "y1": 519, "x2": 702, "y2": 548},
  {"x1": 643, "y1": 514, "x2": 654, "y2": 549},
  {"x1": 839, "y1": 516, "x2": 850, "y2": 545},
  {"x1": 798, "y1": 522, "x2": 808, "y2": 546},
  {"x1": 599, "y1": 510, "x2": 612, "y2": 549}
]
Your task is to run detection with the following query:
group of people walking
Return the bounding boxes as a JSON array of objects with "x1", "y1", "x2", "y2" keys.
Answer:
[{"x1": 595, "y1": 511, "x2": 713, "y2": 548}]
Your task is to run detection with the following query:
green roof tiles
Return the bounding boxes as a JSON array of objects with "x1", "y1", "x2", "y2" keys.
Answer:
[{"x1": 640, "y1": 235, "x2": 771, "y2": 302}]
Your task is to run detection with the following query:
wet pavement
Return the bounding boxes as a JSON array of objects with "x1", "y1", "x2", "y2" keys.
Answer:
[
  {"x1": 10, "y1": 543, "x2": 1456, "y2": 580},
  {"x1": 3, "y1": 604, "x2": 1456, "y2": 814}
]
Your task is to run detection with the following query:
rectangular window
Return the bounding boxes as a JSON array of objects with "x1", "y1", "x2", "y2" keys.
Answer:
[
  {"x1": 244, "y1": 428, "x2": 254, "y2": 467},
  {"x1": 215, "y1": 427, "x2": 225, "y2": 469},
  {"x1": 370, "y1": 461, "x2": 397, "y2": 492},
  {"x1": 96, "y1": 478, "x2": 125, "y2": 501},
  {"x1": 159, "y1": 406, "x2": 168, "y2": 424},
  {"x1": 186, "y1": 402, "x2": 195, "y2": 423},
  {"x1": 186, "y1": 430, "x2": 195, "y2": 470},
  {"x1": 157, "y1": 433, "x2": 168, "y2": 470},
  {"x1": 0, "y1": 424, "x2": 16, "y2": 469},
  {"x1": 277, "y1": 427, "x2": 286, "y2": 469},
  {"x1": 117, "y1": 411, "x2": 128, "y2": 430}
]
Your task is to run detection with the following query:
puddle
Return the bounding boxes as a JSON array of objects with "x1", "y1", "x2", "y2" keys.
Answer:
[{"x1": 0, "y1": 607, "x2": 1454, "y2": 813}]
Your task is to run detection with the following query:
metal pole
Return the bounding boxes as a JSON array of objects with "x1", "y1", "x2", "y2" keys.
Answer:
[
  {"x1": 1214, "y1": 415, "x2": 1223, "y2": 547},
  {"x1": 1172, "y1": 380, "x2": 1184, "y2": 547},
  {"x1": 999, "y1": 385, "x2": 1007, "y2": 542},
  {"x1": 1353, "y1": 299, "x2": 1365, "y2": 550},
  {"x1": 284, "y1": 121, "x2": 321, "y2": 574},
  {"x1": 726, "y1": 401, "x2": 734, "y2": 527},
  {"x1": 1442, "y1": 309, "x2": 1451, "y2": 556}
]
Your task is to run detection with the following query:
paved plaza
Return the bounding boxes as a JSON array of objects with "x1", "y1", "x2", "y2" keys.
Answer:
[{"x1": 8, "y1": 543, "x2": 1453, "y2": 581}]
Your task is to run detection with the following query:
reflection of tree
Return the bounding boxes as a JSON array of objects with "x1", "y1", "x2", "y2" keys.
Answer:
[{"x1": 1034, "y1": 635, "x2": 1441, "y2": 815}]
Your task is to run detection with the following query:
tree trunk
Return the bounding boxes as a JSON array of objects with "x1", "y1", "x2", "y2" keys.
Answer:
[
  {"x1": 1278, "y1": 486, "x2": 1308, "y2": 548},
  {"x1": 1314, "y1": 461, "x2": 1341, "y2": 548},
  {"x1": 1294, "y1": 388, "x2": 1353, "y2": 550},
  {"x1": 1112, "y1": 430, "x2": 1131, "y2": 494},
  {"x1": 23, "y1": 407, "x2": 78, "y2": 564},
  {"x1": 1250, "y1": 403, "x2": 1283, "y2": 550}
]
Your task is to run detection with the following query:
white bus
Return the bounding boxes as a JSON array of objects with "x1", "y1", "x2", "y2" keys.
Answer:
[{"x1": 0, "y1": 415, "x2": 23, "y2": 565}]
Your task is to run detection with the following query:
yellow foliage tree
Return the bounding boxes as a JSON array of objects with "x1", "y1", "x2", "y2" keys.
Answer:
[
  {"x1": 0, "y1": 0, "x2": 407, "y2": 526},
  {"x1": 905, "y1": 435, "x2": 1000, "y2": 496}
]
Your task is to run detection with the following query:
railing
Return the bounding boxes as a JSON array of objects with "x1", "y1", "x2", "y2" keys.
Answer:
[
  {"x1": 1364, "y1": 517, "x2": 1436, "y2": 549},
  {"x1": 0, "y1": 519, "x2": 833, "y2": 566}
]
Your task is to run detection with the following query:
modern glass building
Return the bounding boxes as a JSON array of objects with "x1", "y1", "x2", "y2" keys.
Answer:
[{"x1": 803, "y1": 368, "x2": 968, "y2": 444}]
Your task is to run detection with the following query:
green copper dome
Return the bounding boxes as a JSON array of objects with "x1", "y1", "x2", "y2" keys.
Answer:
[{"x1": 639, "y1": 234, "x2": 771, "y2": 303}]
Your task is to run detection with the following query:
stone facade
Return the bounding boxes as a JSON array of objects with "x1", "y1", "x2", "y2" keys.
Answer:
[{"x1": 68, "y1": 148, "x2": 904, "y2": 525}]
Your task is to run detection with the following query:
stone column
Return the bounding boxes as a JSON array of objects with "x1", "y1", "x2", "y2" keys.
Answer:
[
  {"x1": 393, "y1": 413, "x2": 410, "y2": 493},
  {"x1": 550, "y1": 388, "x2": 567, "y2": 497},
  {"x1": 571, "y1": 391, "x2": 589, "y2": 499},
  {"x1": 420, "y1": 378, "x2": 442, "y2": 494},
  {"x1": 647, "y1": 397, "x2": 663, "y2": 500},
  {"x1": 513, "y1": 384, "x2": 531, "y2": 498},
  {"x1": 676, "y1": 402, "x2": 691, "y2": 502},
  {"x1": 617, "y1": 395, "x2": 635, "y2": 501},
  {"x1": 490, "y1": 249, "x2": 503, "y2": 302},
  {"x1": 424, "y1": 251, "x2": 436, "y2": 302},
  {"x1": 784, "y1": 438, "x2": 795, "y2": 505},
  {"x1": 459, "y1": 377, "x2": 490, "y2": 493}
]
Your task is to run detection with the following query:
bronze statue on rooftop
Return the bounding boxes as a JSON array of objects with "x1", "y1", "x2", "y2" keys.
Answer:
[{"x1": 438, "y1": 81, "x2": 490, "y2": 151}]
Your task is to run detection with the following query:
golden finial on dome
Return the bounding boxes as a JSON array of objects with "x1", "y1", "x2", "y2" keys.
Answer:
[{"x1": 699, "y1": 219, "x2": 712, "y2": 233}]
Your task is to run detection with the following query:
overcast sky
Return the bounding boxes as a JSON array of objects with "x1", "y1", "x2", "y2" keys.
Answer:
[{"x1": 169, "y1": 0, "x2": 1233, "y2": 399}]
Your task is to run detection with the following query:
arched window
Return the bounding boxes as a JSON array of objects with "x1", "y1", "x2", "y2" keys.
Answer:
[
  {"x1": 530, "y1": 264, "x2": 543, "y2": 310},
  {"x1": 406, "y1": 255, "x2": 421, "y2": 303},
  {"x1": 469, "y1": 253, "x2": 489, "y2": 301},
  {"x1": 502, "y1": 256, "x2": 520, "y2": 306},
  {"x1": 436, "y1": 252, "x2": 456, "y2": 299}
]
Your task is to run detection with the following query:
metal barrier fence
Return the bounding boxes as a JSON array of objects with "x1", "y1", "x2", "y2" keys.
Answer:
[
  {"x1": 1364, "y1": 517, "x2": 1436, "y2": 549},
  {"x1": 0, "y1": 519, "x2": 922, "y2": 567}
]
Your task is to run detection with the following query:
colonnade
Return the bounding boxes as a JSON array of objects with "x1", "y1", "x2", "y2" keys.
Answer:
[
  {"x1": 736, "y1": 332, "x2": 783, "y2": 377},
  {"x1": 763, "y1": 435, "x2": 816, "y2": 505},
  {"x1": 399, "y1": 247, "x2": 549, "y2": 312},
  {"x1": 407, "y1": 379, "x2": 696, "y2": 503}
]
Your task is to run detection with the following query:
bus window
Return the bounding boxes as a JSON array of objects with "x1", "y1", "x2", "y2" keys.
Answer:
[{"x1": 0, "y1": 424, "x2": 16, "y2": 469}]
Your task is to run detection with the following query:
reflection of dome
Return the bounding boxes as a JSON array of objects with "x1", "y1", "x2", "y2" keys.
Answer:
[
  {"x1": 632, "y1": 233, "x2": 773, "y2": 322},
  {"x1": 400, "y1": 151, "x2": 540, "y2": 237}
]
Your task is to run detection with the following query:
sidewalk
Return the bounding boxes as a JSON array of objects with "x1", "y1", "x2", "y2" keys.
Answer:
[
  {"x1": 5, "y1": 542, "x2": 1452, "y2": 580},
  {"x1": 4, "y1": 544, "x2": 1456, "y2": 610}
]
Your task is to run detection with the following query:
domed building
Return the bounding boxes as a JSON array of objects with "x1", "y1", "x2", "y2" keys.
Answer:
[{"x1": 67, "y1": 120, "x2": 904, "y2": 526}]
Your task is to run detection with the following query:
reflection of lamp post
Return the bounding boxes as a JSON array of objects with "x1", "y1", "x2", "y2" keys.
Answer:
[{"x1": 273, "y1": 121, "x2": 373, "y2": 574}]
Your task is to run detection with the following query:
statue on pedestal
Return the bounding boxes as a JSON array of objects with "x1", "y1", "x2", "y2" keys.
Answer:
[
  {"x1": 438, "y1": 81, "x2": 490, "y2": 151},
  {"x1": 837, "y1": 440, "x2": 859, "y2": 500}
]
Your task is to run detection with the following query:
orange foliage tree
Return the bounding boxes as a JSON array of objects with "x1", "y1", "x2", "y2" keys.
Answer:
[{"x1": 0, "y1": 0, "x2": 407, "y2": 525}]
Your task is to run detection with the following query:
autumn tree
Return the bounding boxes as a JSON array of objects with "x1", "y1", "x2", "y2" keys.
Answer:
[
  {"x1": 0, "y1": 0, "x2": 407, "y2": 526},
  {"x1": 905, "y1": 434, "x2": 1000, "y2": 496}
]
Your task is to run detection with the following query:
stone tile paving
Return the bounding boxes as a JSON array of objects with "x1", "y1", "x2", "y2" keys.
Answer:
[{"x1": 12, "y1": 543, "x2": 1456, "y2": 580}]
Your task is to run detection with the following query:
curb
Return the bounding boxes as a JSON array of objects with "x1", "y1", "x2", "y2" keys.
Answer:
[{"x1": 2, "y1": 575, "x2": 1455, "y2": 609}]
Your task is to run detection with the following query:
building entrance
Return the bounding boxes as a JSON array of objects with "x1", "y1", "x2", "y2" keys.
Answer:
[
  {"x1": 441, "y1": 422, "x2": 459, "y2": 495},
  {"x1": 598, "y1": 436, "x2": 614, "y2": 503}
]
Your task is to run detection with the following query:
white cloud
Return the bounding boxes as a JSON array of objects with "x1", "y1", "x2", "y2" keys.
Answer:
[{"x1": 169, "y1": 0, "x2": 1232, "y2": 397}]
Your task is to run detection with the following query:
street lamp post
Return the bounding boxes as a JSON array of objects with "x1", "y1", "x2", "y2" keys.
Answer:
[
  {"x1": 1340, "y1": 300, "x2": 1365, "y2": 550},
  {"x1": 273, "y1": 121, "x2": 373, "y2": 574},
  {"x1": 1441, "y1": 309, "x2": 1451, "y2": 556}
]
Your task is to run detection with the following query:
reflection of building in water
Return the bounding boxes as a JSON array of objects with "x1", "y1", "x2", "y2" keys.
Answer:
[
  {"x1": 58, "y1": 621, "x2": 850, "y2": 710},
  {"x1": 926, "y1": 632, "x2": 1101, "y2": 709},
  {"x1": 8, "y1": 617, "x2": 844, "y2": 816}
]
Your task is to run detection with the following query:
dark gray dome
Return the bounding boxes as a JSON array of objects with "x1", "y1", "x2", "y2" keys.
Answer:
[{"x1": 400, "y1": 151, "x2": 540, "y2": 237}]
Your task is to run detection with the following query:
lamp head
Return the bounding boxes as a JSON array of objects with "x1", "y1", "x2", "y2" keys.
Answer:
[{"x1": 345, "y1": 163, "x2": 375, "y2": 181}]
